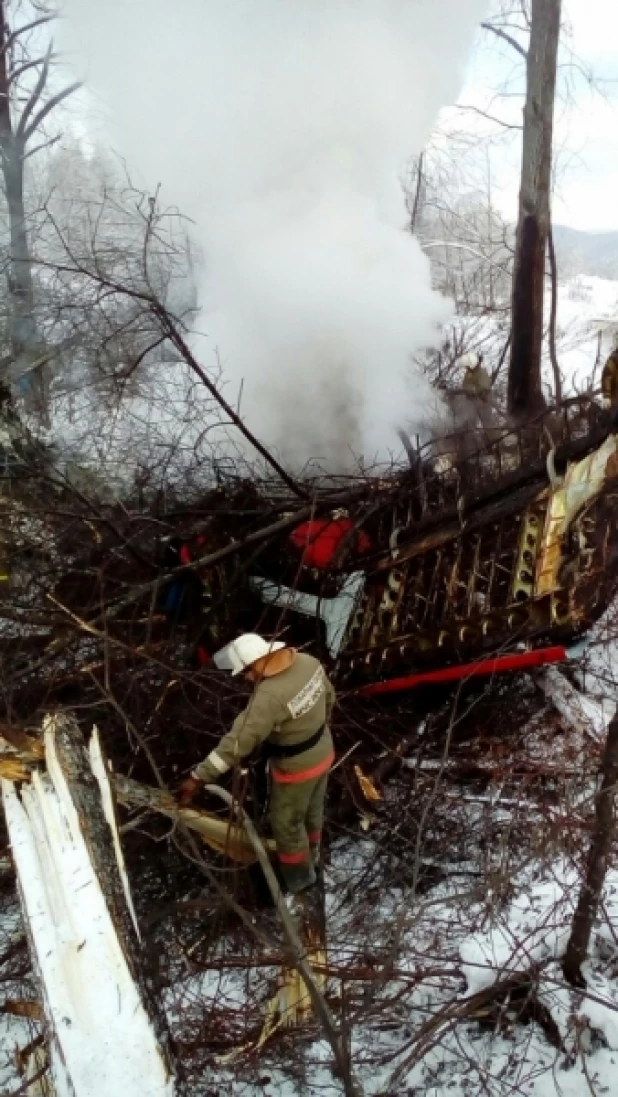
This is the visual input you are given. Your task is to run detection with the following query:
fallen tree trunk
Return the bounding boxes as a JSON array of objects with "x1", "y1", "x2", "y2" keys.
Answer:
[
  {"x1": 0, "y1": 742, "x2": 275, "y2": 865},
  {"x1": 2, "y1": 713, "x2": 183, "y2": 1097},
  {"x1": 113, "y1": 770, "x2": 276, "y2": 863},
  {"x1": 537, "y1": 666, "x2": 613, "y2": 741}
]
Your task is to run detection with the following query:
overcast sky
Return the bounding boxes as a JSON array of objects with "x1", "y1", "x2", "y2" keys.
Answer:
[
  {"x1": 454, "y1": 0, "x2": 618, "y2": 232},
  {"x1": 59, "y1": 0, "x2": 617, "y2": 235}
]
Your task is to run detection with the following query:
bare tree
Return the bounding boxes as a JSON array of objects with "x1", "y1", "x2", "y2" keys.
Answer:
[
  {"x1": 563, "y1": 711, "x2": 618, "y2": 987},
  {"x1": 0, "y1": 0, "x2": 79, "y2": 415},
  {"x1": 508, "y1": 0, "x2": 562, "y2": 418}
]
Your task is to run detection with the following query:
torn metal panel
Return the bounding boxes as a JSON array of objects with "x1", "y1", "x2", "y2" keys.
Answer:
[{"x1": 536, "y1": 434, "x2": 618, "y2": 596}]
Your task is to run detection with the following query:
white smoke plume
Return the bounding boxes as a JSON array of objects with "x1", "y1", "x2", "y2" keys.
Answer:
[{"x1": 60, "y1": 0, "x2": 487, "y2": 468}]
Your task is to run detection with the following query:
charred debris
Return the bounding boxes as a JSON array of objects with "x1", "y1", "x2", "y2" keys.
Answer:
[{"x1": 0, "y1": 392, "x2": 616, "y2": 838}]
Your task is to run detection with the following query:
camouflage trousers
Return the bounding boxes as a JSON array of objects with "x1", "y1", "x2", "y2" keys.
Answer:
[{"x1": 269, "y1": 772, "x2": 329, "y2": 894}]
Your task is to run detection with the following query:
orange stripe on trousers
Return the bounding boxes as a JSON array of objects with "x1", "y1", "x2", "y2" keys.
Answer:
[
  {"x1": 277, "y1": 849, "x2": 309, "y2": 865},
  {"x1": 270, "y1": 751, "x2": 335, "y2": 785}
]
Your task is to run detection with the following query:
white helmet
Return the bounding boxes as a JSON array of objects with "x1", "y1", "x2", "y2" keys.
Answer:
[
  {"x1": 213, "y1": 633, "x2": 286, "y2": 676},
  {"x1": 458, "y1": 352, "x2": 482, "y2": 370}
]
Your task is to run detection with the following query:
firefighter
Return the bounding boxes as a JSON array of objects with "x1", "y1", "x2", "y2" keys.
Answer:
[
  {"x1": 178, "y1": 634, "x2": 335, "y2": 895},
  {"x1": 161, "y1": 536, "x2": 207, "y2": 627},
  {"x1": 602, "y1": 348, "x2": 618, "y2": 409},
  {"x1": 461, "y1": 353, "x2": 492, "y2": 400}
]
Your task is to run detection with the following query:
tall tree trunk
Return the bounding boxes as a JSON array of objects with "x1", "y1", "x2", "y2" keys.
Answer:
[
  {"x1": 563, "y1": 713, "x2": 618, "y2": 987},
  {"x1": 0, "y1": 4, "x2": 44, "y2": 412},
  {"x1": 508, "y1": 0, "x2": 562, "y2": 419},
  {"x1": 409, "y1": 153, "x2": 424, "y2": 233},
  {"x1": 547, "y1": 223, "x2": 562, "y2": 404}
]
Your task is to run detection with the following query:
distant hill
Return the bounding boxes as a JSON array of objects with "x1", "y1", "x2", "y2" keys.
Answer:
[{"x1": 552, "y1": 225, "x2": 618, "y2": 280}]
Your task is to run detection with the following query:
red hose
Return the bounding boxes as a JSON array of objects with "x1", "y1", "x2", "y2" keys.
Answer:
[{"x1": 354, "y1": 645, "x2": 568, "y2": 697}]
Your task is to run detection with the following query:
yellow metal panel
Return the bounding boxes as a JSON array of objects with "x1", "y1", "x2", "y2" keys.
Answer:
[{"x1": 536, "y1": 435, "x2": 618, "y2": 597}]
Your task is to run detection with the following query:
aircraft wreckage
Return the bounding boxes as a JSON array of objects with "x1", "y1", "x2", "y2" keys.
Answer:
[
  {"x1": 1, "y1": 393, "x2": 615, "y2": 700},
  {"x1": 165, "y1": 398, "x2": 618, "y2": 694},
  {"x1": 2, "y1": 397, "x2": 618, "y2": 1093}
]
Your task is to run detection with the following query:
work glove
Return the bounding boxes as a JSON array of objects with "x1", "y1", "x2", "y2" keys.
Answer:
[{"x1": 177, "y1": 775, "x2": 204, "y2": 807}]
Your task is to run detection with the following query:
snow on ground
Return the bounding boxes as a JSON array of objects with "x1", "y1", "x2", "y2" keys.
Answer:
[
  {"x1": 574, "y1": 595, "x2": 618, "y2": 719},
  {"x1": 459, "y1": 858, "x2": 579, "y2": 993},
  {"x1": 553, "y1": 276, "x2": 618, "y2": 393},
  {"x1": 0, "y1": 900, "x2": 34, "y2": 1094},
  {"x1": 446, "y1": 274, "x2": 618, "y2": 399},
  {"x1": 165, "y1": 838, "x2": 618, "y2": 1097}
]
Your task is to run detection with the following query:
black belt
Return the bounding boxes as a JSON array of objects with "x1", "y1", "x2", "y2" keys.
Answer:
[{"x1": 265, "y1": 725, "x2": 325, "y2": 760}]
